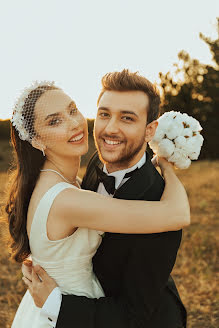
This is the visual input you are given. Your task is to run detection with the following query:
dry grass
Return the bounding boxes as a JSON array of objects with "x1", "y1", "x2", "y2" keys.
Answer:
[
  {"x1": 0, "y1": 161, "x2": 218, "y2": 327},
  {"x1": 172, "y1": 161, "x2": 219, "y2": 328}
]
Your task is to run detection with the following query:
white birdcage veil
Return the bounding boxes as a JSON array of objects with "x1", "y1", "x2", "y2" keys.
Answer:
[
  {"x1": 11, "y1": 81, "x2": 60, "y2": 143},
  {"x1": 10, "y1": 81, "x2": 82, "y2": 157}
]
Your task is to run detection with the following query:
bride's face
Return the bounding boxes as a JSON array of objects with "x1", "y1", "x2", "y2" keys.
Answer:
[{"x1": 33, "y1": 89, "x2": 88, "y2": 158}]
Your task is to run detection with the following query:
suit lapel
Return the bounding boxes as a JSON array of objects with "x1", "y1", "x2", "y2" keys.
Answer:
[{"x1": 82, "y1": 155, "x2": 103, "y2": 192}]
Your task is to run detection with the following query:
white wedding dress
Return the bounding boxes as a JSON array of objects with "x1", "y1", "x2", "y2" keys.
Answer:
[{"x1": 12, "y1": 182, "x2": 105, "y2": 328}]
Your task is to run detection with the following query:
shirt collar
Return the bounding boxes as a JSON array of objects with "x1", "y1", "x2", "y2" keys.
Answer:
[{"x1": 103, "y1": 153, "x2": 146, "y2": 189}]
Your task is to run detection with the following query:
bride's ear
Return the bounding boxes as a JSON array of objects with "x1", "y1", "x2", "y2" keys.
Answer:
[
  {"x1": 32, "y1": 138, "x2": 46, "y2": 153},
  {"x1": 145, "y1": 120, "x2": 158, "y2": 143}
]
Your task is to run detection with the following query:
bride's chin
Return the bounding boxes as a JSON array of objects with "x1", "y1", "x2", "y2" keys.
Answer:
[{"x1": 70, "y1": 147, "x2": 89, "y2": 158}]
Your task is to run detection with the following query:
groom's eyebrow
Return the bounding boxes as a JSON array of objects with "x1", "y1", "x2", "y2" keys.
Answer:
[
  {"x1": 120, "y1": 110, "x2": 138, "y2": 118},
  {"x1": 98, "y1": 107, "x2": 138, "y2": 117},
  {"x1": 98, "y1": 107, "x2": 109, "y2": 111}
]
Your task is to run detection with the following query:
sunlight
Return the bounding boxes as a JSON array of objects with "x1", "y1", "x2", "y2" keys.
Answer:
[{"x1": 0, "y1": 1, "x2": 218, "y2": 120}]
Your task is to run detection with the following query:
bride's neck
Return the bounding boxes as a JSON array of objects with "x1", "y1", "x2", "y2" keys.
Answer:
[{"x1": 43, "y1": 155, "x2": 80, "y2": 183}]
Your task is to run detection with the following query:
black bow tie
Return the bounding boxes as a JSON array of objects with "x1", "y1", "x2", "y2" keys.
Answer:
[{"x1": 95, "y1": 166, "x2": 139, "y2": 195}]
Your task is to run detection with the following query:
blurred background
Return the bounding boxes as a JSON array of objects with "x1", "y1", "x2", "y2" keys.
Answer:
[{"x1": 0, "y1": 1, "x2": 218, "y2": 327}]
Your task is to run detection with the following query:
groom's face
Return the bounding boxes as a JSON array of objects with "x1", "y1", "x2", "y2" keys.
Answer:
[{"x1": 94, "y1": 90, "x2": 150, "y2": 167}]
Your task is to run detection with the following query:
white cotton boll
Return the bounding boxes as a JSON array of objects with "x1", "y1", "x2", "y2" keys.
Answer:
[
  {"x1": 175, "y1": 121, "x2": 185, "y2": 135},
  {"x1": 187, "y1": 134, "x2": 204, "y2": 151},
  {"x1": 182, "y1": 113, "x2": 190, "y2": 123},
  {"x1": 157, "y1": 117, "x2": 172, "y2": 133},
  {"x1": 188, "y1": 117, "x2": 202, "y2": 131},
  {"x1": 174, "y1": 136, "x2": 187, "y2": 149},
  {"x1": 157, "y1": 139, "x2": 175, "y2": 158},
  {"x1": 186, "y1": 134, "x2": 203, "y2": 159},
  {"x1": 166, "y1": 125, "x2": 181, "y2": 140},
  {"x1": 175, "y1": 157, "x2": 191, "y2": 169},
  {"x1": 165, "y1": 111, "x2": 177, "y2": 119},
  {"x1": 173, "y1": 114, "x2": 184, "y2": 126},
  {"x1": 184, "y1": 138, "x2": 195, "y2": 154},
  {"x1": 194, "y1": 133, "x2": 204, "y2": 146},
  {"x1": 182, "y1": 128, "x2": 193, "y2": 138},
  {"x1": 168, "y1": 148, "x2": 187, "y2": 163},
  {"x1": 152, "y1": 128, "x2": 165, "y2": 143},
  {"x1": 189, "y1": 149, "x2": 201, "y2": 160}
]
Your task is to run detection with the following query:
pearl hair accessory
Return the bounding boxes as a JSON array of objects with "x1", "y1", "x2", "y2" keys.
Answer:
[{"x1": 10, "y1": 81, "x2": 56, "y2": 142}]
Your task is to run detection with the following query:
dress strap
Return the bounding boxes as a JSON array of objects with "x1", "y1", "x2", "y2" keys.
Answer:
[{"x1": 29, "y1": 182, "x2": 77, "y2": 242}]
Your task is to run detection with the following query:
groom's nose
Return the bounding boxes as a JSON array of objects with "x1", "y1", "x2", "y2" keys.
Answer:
[{"x1": 104, "y1": 117, "x2": 120, "y2": 134}]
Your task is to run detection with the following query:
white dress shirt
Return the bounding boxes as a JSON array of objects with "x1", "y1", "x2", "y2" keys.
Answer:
[{"x1": 41, "y1": 153, "x2": 146, "y2": 327}]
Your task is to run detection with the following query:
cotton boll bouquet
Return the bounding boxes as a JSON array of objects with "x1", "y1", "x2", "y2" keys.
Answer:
[{"x1": 149, "y1": 111, "x2": 204, "y2": 169}]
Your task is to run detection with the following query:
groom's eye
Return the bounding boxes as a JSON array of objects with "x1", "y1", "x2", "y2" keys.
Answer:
[
  {"x1": 122, "y1": 116, "x2": 134, "y2": 122},
  {"x1": 99, "y1": 112, "x2": 110, "y2": 118}
]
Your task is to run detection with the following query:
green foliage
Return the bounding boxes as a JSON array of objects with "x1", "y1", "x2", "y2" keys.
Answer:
[{"x1": 159, "y1": 19, "x2": 219, "y2": 159}]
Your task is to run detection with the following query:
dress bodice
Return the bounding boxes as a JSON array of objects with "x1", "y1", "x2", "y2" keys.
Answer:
[{"x1": 29, "y1": 182, "x2": 104, "y2": 298}]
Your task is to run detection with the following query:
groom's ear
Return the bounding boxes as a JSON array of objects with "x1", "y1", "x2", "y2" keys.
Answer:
[{"x1": 145, "y1": 120, "x2": 158, "y2": 143}]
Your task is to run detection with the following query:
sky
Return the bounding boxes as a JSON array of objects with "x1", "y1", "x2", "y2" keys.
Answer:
[{"x1": 0, "y1": 0, "x2": 218, "y2": 120}]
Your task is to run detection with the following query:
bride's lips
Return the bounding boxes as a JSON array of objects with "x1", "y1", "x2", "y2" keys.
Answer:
[{"x1": 68, "y1": 131, "x2": 85, "y2": 144}]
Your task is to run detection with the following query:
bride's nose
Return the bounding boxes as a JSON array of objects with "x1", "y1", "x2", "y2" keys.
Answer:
[{"x1": 68, "y1": 116, "x2": 80, "y2": 130}]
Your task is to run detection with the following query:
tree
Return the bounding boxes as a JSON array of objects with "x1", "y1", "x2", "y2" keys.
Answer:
[{"x1": 159, "y1": 18, "x2": 219, "y2": 159}]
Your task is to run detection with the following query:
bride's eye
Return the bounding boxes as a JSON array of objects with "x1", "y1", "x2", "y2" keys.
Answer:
[
  {"x1": 70, "y1": 108, "x2": 78, "y2": 115},
  {"x1": 48, "y1": 118, "x2": 62, "y2": 126}
]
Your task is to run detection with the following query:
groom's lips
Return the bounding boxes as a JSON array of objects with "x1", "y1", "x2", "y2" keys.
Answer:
[{"x1": 101, "y1": 137, "x2": 124, "y2": 150}]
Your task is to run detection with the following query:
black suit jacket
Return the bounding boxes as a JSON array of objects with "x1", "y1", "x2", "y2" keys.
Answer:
[{"x1": 56, "y1": 152, "x2": 187, "y2": 328}]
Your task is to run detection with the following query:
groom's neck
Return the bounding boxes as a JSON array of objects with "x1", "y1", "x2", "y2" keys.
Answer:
[{"x1": 105, "y1": 148, "x2": 145, "y2": 174}]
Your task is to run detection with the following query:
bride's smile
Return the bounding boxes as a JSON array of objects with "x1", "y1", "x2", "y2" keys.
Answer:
[{"x1": 33, "y1": 89, "x2": 88, "y2": 160}]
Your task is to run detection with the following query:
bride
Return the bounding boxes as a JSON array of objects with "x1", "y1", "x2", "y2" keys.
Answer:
[{"x1": 5, "y1": 82, "x2": 190, "y2": 327}]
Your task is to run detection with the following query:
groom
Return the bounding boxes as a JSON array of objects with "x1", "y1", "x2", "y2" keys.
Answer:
[{"x1": 23, "y1": 69, "x2": 187, "y2": 327}]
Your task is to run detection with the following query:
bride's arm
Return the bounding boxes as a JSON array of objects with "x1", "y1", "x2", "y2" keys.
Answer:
[{"x1": 55, "y1": 159, "x2": 190, "y2": 233}]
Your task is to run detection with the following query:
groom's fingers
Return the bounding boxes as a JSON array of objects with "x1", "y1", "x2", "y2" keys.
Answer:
[
  {"x1": 32, "y1": 267, "x2": 42, "y2": 284},
  {"x1": 33, "y1": 265, "x2": 50, "y2": 283},
  {"x1": 22, "y1": 277, "x2": 33, "y2": 294},
  {"x1": 22, "y1": 263, "x2": 32, "y2": 281}
]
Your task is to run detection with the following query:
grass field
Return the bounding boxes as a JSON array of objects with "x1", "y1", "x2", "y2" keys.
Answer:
[{"x1": 0, "y1": 161, "x2": 219, "y2": 328}]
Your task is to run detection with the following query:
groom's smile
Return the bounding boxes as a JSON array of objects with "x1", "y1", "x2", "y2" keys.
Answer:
[{"x1": 102, "y1": 135, "x2": 124, "y2": 150}]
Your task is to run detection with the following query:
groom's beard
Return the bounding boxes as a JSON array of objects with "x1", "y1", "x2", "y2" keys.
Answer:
[{"x1": 94, "y1": 133, "x2": 146, "y2": 168}]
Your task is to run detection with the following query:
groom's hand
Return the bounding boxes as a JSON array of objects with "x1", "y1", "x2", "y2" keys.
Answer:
[
  {"x1": 23, "y1": 265, "x2": 58, "y2": 308},
  {"x1": 22, "y1": 259, "x2": 33, "y2": 282}
]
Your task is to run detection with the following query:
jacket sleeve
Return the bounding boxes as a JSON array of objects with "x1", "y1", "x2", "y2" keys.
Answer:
[
  {"x1": 56, "y1": 230, "x2": 182, "y2": 328},
  {"x1": 81, "y1": 151, "x2": 100, "y2": 190}
]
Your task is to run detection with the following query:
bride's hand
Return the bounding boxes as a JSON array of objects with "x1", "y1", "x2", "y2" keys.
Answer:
[{"x1": 152, "y1": 155, "x2": 174, "y2": 175}]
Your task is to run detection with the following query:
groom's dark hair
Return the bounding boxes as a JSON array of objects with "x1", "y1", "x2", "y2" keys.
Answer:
[{"x1": 97, "y1": 69, "x2": 161, "y2": 124}]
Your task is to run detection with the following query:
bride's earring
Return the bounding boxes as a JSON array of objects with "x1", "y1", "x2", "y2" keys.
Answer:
[{"x1": 42, "y1": 148, "x2": 45, "y2": 156}]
